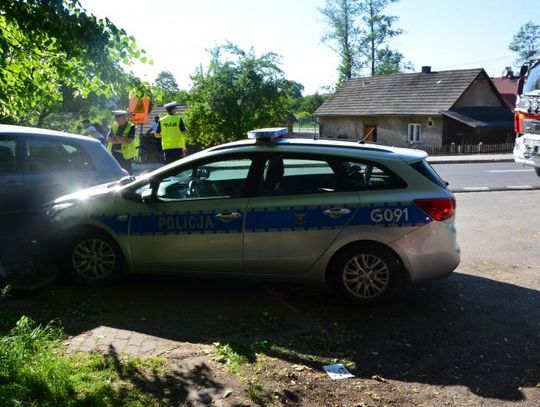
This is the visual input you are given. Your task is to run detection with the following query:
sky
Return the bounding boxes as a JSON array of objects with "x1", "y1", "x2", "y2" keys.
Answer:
[{"x1": 80, "y1": 0, "x2": 540, "y2": 95}]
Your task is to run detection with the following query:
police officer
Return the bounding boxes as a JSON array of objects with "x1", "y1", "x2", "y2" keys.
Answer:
[
  {"x1": 107, "y1": 110, "x2": 139, "y2": 174},
  {"x1": 156, "y1": 101, "x2": 187, "y2": 164}
]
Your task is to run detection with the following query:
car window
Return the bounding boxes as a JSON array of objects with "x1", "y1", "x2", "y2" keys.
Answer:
[
  {"x1": 25, "y1": 138, "x2": 95, "y2": 173},
  {"x1": 341, "y1": 160, "x2": 404, "y2": 190},
  {"x1": 259, "y1": 156, "x2": 337, "y2": 196},
  {"x1": 0, "y1": 138, "x2": 17, "y2": 174},
  {"x1": 156, "y1": 158, "x2": 253, "y2": 201}
]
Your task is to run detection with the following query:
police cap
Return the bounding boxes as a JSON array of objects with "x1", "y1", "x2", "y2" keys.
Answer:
[
  {"x1": 164, "y1": 101, "x2": 178, "y2": 109},
  {"x1": 112, "y1": 110, "x2": 128, "y2": 117}
]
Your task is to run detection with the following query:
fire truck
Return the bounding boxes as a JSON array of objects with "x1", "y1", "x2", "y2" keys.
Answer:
[{"x1": 514, "y1": 52, "x2": 540, "y2": 177}]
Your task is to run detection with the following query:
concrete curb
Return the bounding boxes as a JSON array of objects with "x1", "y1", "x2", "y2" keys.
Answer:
[
  {"x1": 452, "y1": 185, "x2": 540, "y2": 193},
  {"x1": 428, "y1": 158, "x2": 515, "y2": 165}
]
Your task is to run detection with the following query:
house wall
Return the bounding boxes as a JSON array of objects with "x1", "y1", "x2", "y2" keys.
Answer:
[
  {"x1": 454, "y1": 76, "x2": 503, "y2": 107},
  {"x1": 318, "y1": 115, "x2": 444, "y2": 147}
]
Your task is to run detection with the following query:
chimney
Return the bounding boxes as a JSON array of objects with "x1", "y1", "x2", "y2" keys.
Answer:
[{"x1": 421, "y1": 66, "x2": 432, "y2": 74}]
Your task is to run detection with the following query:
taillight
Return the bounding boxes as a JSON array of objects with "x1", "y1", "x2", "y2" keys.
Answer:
[{"x1": 414, "y1": 198, "x2": 456, "y2": 221}]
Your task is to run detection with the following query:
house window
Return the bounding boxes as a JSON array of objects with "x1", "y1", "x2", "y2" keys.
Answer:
[{"x1": 408, "y1": 124, "x2": 421, "y2": 143}]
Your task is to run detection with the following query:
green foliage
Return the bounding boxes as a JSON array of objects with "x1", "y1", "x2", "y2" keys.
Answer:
[
  {"x1": 293, "y1": 93, "x2": 328, "y2": 114},
  {"x1": 358, "y1": 0, "x2": 403, "y2": 76},
  {"x1": 0, "y1": 0, "x2": 148, "y2": 126},
  {"x1": 320, "y1": 0, "x2": 362, "y2": 84},
  {"x1": 374, "y1": 46, "x2": 414, "y2": 75},
  {"x1": 185, "y1": 43, "x2": 294, "y2": 147},
  {"x1": 320, "y1": 0, "x2": 407, "y2": 83},
  {"x1": 153, "y1": 70, "x2": 189, "y2": 106},
  {"x1": 0, "y1": 316, "x2": 166, "y2": 406},
  {"x1": 213, "y1": 340, "x2": 269, "y2": 373},
  {"x1": 509, "y1": 21, "x2": 540, "y2": 66}
]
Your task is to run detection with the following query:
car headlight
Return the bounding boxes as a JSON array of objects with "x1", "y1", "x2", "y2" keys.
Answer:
[
  {"x1": 45, "y1": 202, "x2": 75, "y2": 219},
  {"x1": 532, "y1": 99, "x2": 539, "y2": 111},
  {"x1": 524, "y1": 99, "x2": 532, "y2": 110}
]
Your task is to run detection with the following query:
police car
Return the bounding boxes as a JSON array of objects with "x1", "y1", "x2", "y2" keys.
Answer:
[{"x1": 45, "y1": 128, "x2": 460, "y2": 304}]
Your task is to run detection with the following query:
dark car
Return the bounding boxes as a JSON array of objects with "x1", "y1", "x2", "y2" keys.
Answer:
[{"x1": 0, "y1": 125, "x2": 126, "y2": 281}]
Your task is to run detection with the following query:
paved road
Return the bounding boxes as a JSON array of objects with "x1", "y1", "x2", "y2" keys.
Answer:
[{"x1": 433, "y1": 161, "x2": 540, "y2": 192}]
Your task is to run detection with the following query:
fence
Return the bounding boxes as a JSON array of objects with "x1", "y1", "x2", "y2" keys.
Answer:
[{"x1": 400, "y1": 142, "x2": 514, "y2": 156}]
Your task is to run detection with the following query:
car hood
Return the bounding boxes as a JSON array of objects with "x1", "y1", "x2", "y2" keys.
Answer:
[{"x1": 52, "y1": 180, "x2": 120, "y2": 204}]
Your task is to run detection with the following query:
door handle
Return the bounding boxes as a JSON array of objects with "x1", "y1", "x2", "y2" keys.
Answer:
[
  {"x1": 215, "y1": 212, "x2": 242, "y2": 223},
  {"x1": 323, "y1": 208, "x2": 351, "y2": 219},
  {"x1": 3, "y1": 180, "x2": 23, "y2": 188}
]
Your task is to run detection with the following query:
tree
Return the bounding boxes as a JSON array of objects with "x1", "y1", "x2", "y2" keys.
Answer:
[
  {"x1": 358, "y1": 0, "x2": 402, "y2": 76},
  {"x1": 320, "y1": 0, "x2": 406, "y2": 83},
  {"x1": 0, "y1": 0, "x2": 148, "y2": 126},
  {"x1": 320, "y1": 0, "x2": 362, "y2": 84},
  {"x1": 509, "y1": 21, "x2": 540, "y2": 66},
  {"x1": 153, "y1": 70, "x2": 189, "y2": 106},
  {"x1": 374, "y1": 46, "x2": 413, "y2": 75},
  {"x1": 185, "y1": 43, "x2": 293, "y2": 147}
]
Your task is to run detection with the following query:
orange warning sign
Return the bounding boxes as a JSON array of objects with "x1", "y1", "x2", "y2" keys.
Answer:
[{"x1": 129, "y1": 97, "x2": 150, "y2": 124}]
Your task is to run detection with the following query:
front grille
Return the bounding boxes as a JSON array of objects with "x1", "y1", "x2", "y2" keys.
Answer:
[{"x1": 524, "y1": 119, "x2": 540, "y2": 135}]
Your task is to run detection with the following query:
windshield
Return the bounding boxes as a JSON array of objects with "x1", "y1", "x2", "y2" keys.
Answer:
[{"x1": 524, "y1": 62, "x2": 540, "y2": 94}]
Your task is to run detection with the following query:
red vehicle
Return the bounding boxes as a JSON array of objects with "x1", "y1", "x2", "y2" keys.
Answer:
[{"x1": 514, "y1": 53, "x2": 540, "y2": 177}]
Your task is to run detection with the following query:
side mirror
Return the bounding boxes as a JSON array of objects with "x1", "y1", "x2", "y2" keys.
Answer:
[
  {"x1": 517, "y1": 65, "x2": 528, "y2": 96},
  {"x1": 141, "y1": 188, "x2": 155, "y2": 204}
]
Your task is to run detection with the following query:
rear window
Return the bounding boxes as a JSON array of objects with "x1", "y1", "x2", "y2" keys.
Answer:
[{"x1": 411, "y1": 160, "x2": 446, "y2": 188}]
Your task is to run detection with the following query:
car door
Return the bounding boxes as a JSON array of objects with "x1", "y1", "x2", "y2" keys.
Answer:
[
  {"x1": 129, "y1": 155, "x2": 255, "y2": 273},
  {"x1": 243, "y1": 153, "x2": 361, "y2": 274},
  {"x1": 0, "y1": 135, "x2": 24, "y2": 237},
  {"x1": 23, "y1": 136, "x2": 98, "y2": 212}
]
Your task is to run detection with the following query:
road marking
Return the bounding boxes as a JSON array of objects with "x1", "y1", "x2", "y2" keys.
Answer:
[
  {"x1": 487, "y1": 169, "x2": 534, "y2": 173},
  {"x1": 506, "y1": 185, "x2": 534, "y2": 189},
  {"x1": 463, "y1": 186, "x2": 490, "y2": 191}
]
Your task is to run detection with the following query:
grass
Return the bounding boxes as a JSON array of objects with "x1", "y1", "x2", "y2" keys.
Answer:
[
  {"x1": 212, "y1": 340, "x2": 269, "y2": 373},
  {"x1": 0, "y1": 316, "x2": 167, "y2": 407}
]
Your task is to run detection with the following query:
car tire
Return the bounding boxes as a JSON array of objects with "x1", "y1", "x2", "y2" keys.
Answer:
[
  {"x1": 329, "y1": 243, "x2": 404, "y2": 305},
  {"x1": 535, "y1": 167, "x2": 540, "y2": 178},
  {"x1": 63, "y1": 230, "x2": 124, "y2": 285}
]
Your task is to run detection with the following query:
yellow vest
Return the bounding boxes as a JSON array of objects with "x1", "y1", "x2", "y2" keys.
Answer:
[
  {"x1": 107, "y1": 122, "x2": 139, "y2": 159},
  {"x1": 159, "y1": 114, "x2": 186, "y2": 150}
]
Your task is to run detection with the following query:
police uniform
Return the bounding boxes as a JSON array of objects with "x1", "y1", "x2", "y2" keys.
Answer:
[
  {"x1": 107, "y1": 110, "x2": 139, "y2": 174},
  {"x1": 156, "y1": 101, "x2": 187, "y2": 164}
]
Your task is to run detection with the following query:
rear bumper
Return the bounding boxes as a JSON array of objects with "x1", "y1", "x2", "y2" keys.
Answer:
[{"x1": 389, "y1": 219, "x2": 460, "y2": 283}]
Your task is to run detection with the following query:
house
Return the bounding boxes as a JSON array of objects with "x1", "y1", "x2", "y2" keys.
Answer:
[
  {"x1": 314, "y1": 67, "x2": 514, "y2": 147},
  {"x1": 491, "y1": 67, "x2": 519, "y2": 110}
]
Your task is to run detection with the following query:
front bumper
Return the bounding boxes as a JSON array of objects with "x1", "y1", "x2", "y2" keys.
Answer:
[{"x1": 514, "y1": 136, "x2": 540, "y2": 168}]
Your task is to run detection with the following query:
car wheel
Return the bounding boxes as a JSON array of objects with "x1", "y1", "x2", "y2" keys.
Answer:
[
  {"x1": 329, "y1": 243, "x2": 403, "y2": 304},
  {"x1": 64, "y1": 231, "x2": 123, "y2": 284},
  {"x1": 535, "y1": 167, "x2": 540, "y2": 178}
]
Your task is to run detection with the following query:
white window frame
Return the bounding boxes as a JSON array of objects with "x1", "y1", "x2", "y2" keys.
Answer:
[{"x1": 407, "y1": 123, "x2": 421, "y2": 144}]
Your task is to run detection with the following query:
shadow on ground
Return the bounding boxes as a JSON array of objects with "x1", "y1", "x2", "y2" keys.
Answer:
[{"x1": 2, "y1": 272, "x2": 539, "y2": 403}]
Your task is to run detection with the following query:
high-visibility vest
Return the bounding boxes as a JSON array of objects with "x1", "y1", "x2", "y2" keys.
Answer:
[
  {"x1": 107, "y1": 121, "x2": 139, "y2": 159},
  {"x1": 159, "y1": 114, "x2": 186, "y2": 150}
]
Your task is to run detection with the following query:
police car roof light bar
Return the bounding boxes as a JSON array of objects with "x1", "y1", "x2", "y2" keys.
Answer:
[{"x1": 247, "y1": 127, "x2": 288, "y2": 142}]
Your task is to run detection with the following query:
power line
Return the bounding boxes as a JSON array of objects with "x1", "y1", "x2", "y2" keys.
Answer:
[{"x1": 435, "y1": 55, "x2": 514, "y2": 70}]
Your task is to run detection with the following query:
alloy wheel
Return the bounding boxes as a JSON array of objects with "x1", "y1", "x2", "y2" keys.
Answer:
[
  {"x1": 342, "y1": 254, "x2": 390, "y2": 299},
  {"x1": 71, "y1": 238, "x2": 116, "y2": 280}
]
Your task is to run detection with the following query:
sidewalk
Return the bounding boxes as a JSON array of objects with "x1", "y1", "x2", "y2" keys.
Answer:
[{"x1": 427, "y1": 153, "x2": 514, "y2": 164}]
